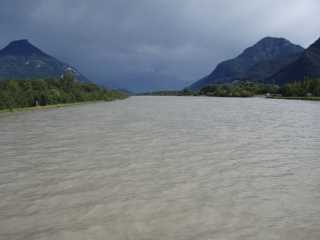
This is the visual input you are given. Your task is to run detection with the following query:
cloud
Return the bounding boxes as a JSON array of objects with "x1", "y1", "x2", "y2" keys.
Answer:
[{"x1": 0, "y1": 0, "x2": 319, "y2": 92}]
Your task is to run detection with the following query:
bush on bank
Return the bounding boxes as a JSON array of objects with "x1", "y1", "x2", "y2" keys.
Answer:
[{"x1": 0, "y1": 73, "x2": 127, "y2": 110}]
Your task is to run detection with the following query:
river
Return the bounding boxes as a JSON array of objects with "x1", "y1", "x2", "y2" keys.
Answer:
[{"x1": 0, "y1": 96, "x2": 320, "y2": 240}]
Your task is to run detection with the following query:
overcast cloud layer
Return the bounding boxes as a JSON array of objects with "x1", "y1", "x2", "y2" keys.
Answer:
[{"x1": 0, "y1": 0, "x2": 319, "y2": 92}]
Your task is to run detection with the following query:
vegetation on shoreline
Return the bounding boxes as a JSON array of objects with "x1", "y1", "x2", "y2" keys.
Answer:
[
  {"x1": 269, "y1": 96, "x2": 320, "y2": 101},
  {"x1": 280, "y1": 79, "x2": 320, "y2": 97},
  {"x1": 139, "y1": 89, "x2": 194, "y2": 96},
  {"x1": 141, "y1": 83, "x2": 279, "y2": 97},
  {"x1": 142, "y1": 79, "x2": 320, "y2": 101},
  {"x1": 199, "y1": 79, "x2": 320, "y2": 100},
  {"x1": 199, "y1": 82, "x2": 279, "y2": 97},
  {"x1": 0, "y1": 73, "x2": 127, "y2": 111},
  {"x1": 0, "y1": 101, "x2": 107, "y2": 113}
]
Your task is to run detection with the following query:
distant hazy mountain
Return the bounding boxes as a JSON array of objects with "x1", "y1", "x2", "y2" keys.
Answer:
[
  {"x1": 268, "y1": 38, "x2": 320, "y2": 85},
  {"x1": 0, "y1": 39, "x2": 88, "y2": 82},
  {"x1": 190, "y1": 37, "x2": 304, "y2": 90}
]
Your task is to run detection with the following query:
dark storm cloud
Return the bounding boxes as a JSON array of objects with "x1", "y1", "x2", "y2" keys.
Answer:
[{"x1": 0, "y1": 0, "x2": 319, "y2": 92}]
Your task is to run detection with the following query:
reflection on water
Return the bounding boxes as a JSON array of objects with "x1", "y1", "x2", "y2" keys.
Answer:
[{"x1": 0, "y1": 96, "x2": 320, "y2": 240}]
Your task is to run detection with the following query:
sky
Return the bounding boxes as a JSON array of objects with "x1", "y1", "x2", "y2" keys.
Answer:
[{"x1": 0, "y1": 0, "x2": 319, "y2": 92}]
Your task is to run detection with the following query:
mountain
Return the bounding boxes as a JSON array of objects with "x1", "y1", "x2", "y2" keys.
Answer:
[
  {"x1": 268, "y1": 38, "x2": 320, "y2": 85},
  {"x1": 190, "y1": 37, "x2": 304, "y2": 90},
  {"x1": 0, "y1": 39, "x2": 88, "y2": 82}
]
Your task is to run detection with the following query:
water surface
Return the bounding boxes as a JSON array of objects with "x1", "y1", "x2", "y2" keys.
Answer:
[{"x1": 1, "y1": 96, "x2": 320, "y2": 240}]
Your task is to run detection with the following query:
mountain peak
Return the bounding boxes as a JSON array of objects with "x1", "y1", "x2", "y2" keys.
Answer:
[
  {"x1": 11, "y1": 39, "x2": 30, "y2": 44},
  {"x1": 253, "y1": 37, "x2": 296, "y2": 49},
  {"x1": 189, "y1": 37, "x2": 304, "y2": 90},
  {"x1": 256, "y1": 37, "x2": 290, "y2": 44},
  {"x1": 268, "y1": 36, "x2": 320, "y2": 85},
  {"x1": 241, "y1": 37, "x2": 303, "y2": 59},
  {"x1": 0, "y1": 39, "x2": 89, "y2": 82},
  {"x1": 0, "y1": 39, "x2": 48, "y2": 57}
]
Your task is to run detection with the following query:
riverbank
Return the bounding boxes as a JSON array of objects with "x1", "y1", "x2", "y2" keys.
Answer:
[
  {"x1": 0, "y1": 77, "x2": 128, "y2": 111},
  {"x1": 268, "y1": 96, "x2": 320, "y2": 101},
  {"x1": 0, "y1": 99, "x2": 127, "y2": 114},
  {"x1": 140, "y1": 93, "x2": 320, "y2": 101}
]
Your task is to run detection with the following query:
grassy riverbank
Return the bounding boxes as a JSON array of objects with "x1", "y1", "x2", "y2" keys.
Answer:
[{"x1": 0, "y1": 101, "x2": 114, "y2": 113}]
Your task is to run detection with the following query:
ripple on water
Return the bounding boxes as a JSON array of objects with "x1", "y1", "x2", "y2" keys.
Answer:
[{"x1": 0, "y1": 97, "x2": 320, "y2": 240}]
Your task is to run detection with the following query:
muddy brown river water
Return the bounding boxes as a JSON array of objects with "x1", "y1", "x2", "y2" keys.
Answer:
[{"x1": 0, "y1": 96, "x2": 320, "y2": 240}]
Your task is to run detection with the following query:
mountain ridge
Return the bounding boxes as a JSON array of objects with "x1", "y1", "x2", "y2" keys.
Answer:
[
  {"x1": 0, "y1": 39, "x2": 49, "y2": 57},
  {"x1": 0, "y1": 39, "x2": 88, "y2": 82},
  {"x1": 189, "y1": 37, "x2": 304, "y2": 90},
  {"x1": 268, "y1": 38, "x2": 320, "y2": 85}
]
